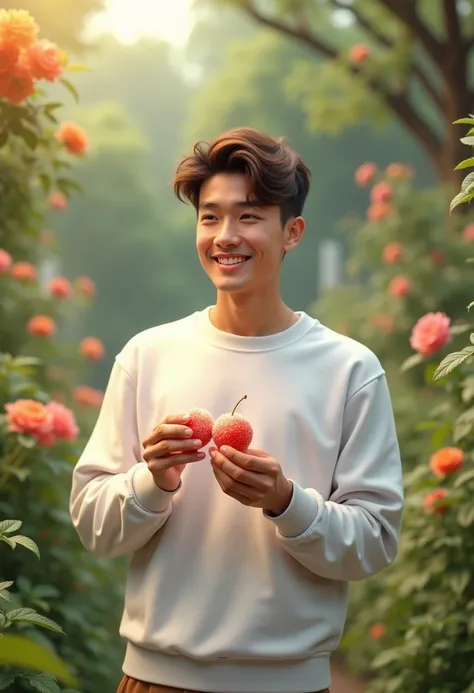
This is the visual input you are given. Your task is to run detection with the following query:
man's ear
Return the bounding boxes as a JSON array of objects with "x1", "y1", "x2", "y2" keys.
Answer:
[{"x1": 283, "y1": 216, "x2": 305, "y2": 253}]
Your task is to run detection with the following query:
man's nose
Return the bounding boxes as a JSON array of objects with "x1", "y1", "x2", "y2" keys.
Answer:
[{"x1": 215, "y1": 218, "x2": 240, "y2": 246}]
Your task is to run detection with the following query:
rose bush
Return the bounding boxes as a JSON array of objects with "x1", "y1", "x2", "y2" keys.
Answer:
[
  {"x1": 331, "y1": 122, "x2": 474, "y2": 692},
  {"x1": 0, "y1": 10, "x2": 125, "y2": 692}
]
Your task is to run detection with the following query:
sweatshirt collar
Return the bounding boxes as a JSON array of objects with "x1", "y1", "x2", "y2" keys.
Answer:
[{"x1": 195, "y1": 305, "x2": 317, "y2": 353}]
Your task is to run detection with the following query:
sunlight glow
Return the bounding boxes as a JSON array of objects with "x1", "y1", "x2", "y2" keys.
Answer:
[{"x1": 86, "y1": 0, "x2": 195, "y2": 46}]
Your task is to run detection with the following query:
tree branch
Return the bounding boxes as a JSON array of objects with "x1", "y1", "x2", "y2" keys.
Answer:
[
  {"x1": 329, "y1": 0, "x2": 443, "y2": 111},
  {"x1": 443, "y1": 0, "x2": 462, "y2": 45},
  {"x1": 240, "y1": 1, "x2": 442, "y2": 163},
  {"x1": 381, "y1": 0, "x2": 443, "y2": 64}
]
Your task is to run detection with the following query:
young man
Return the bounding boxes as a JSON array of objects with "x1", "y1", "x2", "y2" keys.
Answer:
[{"x1": 70, "y1": 128, "x2": 404, "y2": 693}]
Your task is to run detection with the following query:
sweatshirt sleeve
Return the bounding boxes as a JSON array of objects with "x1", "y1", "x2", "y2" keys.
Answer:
[
  {"x1": 69, "y1": 357, "x2": 179, "y2": 559},
  {"x1": 265, "y1": 374, "x2": 404, "y2": 581}
]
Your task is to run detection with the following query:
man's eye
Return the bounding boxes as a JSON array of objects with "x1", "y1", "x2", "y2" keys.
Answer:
[
  {"x1": 201, "y1": 215, "x2": 217, "y2": 221},
  {"x1": 241, "y1": 214, "x2": 259, "y2": 220}
]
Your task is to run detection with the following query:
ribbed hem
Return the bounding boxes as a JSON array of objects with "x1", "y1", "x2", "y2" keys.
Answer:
[
  {"x1": 122, "y1": 643, "x2": 331, "y2": 693},
  {"x1": 131, "y1": 464, "x2": 181, "y2": 513},
  {"x1": 264, "y1": 482, "x2": 320, "y2": 538}
]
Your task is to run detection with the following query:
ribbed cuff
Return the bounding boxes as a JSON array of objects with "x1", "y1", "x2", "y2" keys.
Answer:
[
  {"x1": 131, "y1": 464, "x2": 181, "y2": 513},
  {"x1": 264, "y1": 482, "x2": 320, "y2": 538}
]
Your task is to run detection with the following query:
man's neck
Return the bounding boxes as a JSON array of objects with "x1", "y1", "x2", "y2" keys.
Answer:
[{"x1": 210, "y1": 295, "x2": 297, "y2": 337}]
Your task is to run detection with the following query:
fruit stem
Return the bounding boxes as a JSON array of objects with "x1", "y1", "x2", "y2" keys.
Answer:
[{"x1": 231, "y1": 395, "x2": 247, "y2": 416}]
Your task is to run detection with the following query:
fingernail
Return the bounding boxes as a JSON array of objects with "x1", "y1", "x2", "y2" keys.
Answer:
[
  {"x1": 182, "y1": 414, "x2": 190, "y2": 421},
  {"x1": 221, "y1": 446, "x2": 229, "y2": 454},
  {"x1": 193, "y1": 439, "x2": 202, "y2": 447},
  {"x1": 184, "y1": 428, "x2": 193, "y2": 436},
  {"x1": 209, "y1": 449, "x2": 216, "y2": 459}
]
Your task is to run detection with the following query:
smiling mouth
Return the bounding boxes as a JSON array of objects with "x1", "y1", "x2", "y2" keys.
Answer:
[{"x1": 213, "y1": 256, "x2": 251, "y2": 265}]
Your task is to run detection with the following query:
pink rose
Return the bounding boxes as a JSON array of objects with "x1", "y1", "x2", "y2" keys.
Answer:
[
  {"x1": 371, "y1": 182, "x2": 392, "y2": 204},
  {"x1": 354, "y1": 162, "x2": 377, "y2": 187},
  {"x1": 0, "y1": 248, "x2": 12, "y2": 273},
  {"x1": 46, "y1": 401, "x2": 79, "y2": 442},
  {"x1": 410, "y1": 312, "x2": 451, "y2": 356},
  {"x1": 5, "y1": 399, "x2": 53, "y2": 439}
]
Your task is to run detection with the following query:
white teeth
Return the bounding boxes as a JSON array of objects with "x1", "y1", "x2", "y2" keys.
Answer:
[{"x1": 216, "y1": 257, "x2": 248, "y2": 265}]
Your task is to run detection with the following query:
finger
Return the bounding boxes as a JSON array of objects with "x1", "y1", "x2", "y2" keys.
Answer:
[
  {"x1": 143, "y1": 437, "x2": 203, "y2": 461},
  {"x1": 213, "y1": 466, "x2": 261, "y2": 502},
  {"x1": 142, "y1": 416, "x2": 192, "y2": 447},
  {"x1": 216, "y1": 447, "x2": 279, "y2": 476},
  {"x1": 213, "y1": 453, "x2": 271, "y2": 492},
  {"x1": 148, "y1": 451, "x2": 206, "y2": 472}
]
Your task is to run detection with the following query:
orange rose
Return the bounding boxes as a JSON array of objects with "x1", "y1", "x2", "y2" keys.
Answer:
[
  {"x1": 49, "y1": 191, "x2": 68, "y2": 210},
  {"x1": 0, "y1": 59, "x2": 34, "y2": 104},
  {"x1": 424, "y1": 488, "x2": 448, "y2": 514},
  {"x1": 367, "y1": 202, "x2": 392, "y2": 221},
  {"x1": 24, "y1": 39, "x2": 62, "y2": 82},
  {"x1": 11, "y1": 261, "x2": 36, "y2": 281},
  {"x1": 5, "y1": 398, "x2": 53, "y2": 440},
  {"x1": 0, "y1": 40, "x2": 19, "y2": 76},
  {"x1": 75, "y1": 275, "x2": 96, "y2": 298},
  {"x1": 371, "y1": 182, "x2": 392, "y2": 204},
  {"x1": 389, "y1": 275, "x2": 411, "y2": 298},
  {"x1": 74, "y1": 385, "x2": 104, "y2": 408},
  {"x1": 56, "y1": 121, "x2": 89, "y2": 155},
  {"x1": 463, "y1": 223, "x2": 474, "y2": 241},
  {"x1": 383, "y1": 242, "x2": 403, "y2": 264},
  {"x1": 369, "y1": 623, "x2": 386, "y2": 640},
  {"x1": 28, "y1": 314, "x2": 56, "y2": 337},
  {"x1": 429, "y1": 447, "x2": 464, "y2": 478},
  {"x1": 0, "y1": 10, "x2": 39, "y2": 50},
  {"x1": 385, "y1": 163, "x2": 412, "y2": 179},
  {"x1": 48, "y1": 275, "x2": 71, "y2": 298},
  {"x1": 354, "y1": 162, "x2": 377, "y2": 187},
  {"x1": 80, "y1": 336, "x2": 105, "y2": 360},
  {"x1": 349, "y1": 43, "x2": 370, "y2": 63}
]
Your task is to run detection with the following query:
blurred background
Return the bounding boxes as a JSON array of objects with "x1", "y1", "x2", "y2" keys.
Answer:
[{"x1": 2, "y1": 1, "x2": 474, "y2": 692}]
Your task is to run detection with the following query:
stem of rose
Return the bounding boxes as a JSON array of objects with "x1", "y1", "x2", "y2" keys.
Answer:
[
  {"x1": 0, "y1": 445, "x2": 28, "y2": 488},
  {"x1": 231, "y1": 395, "x2": 247, "y2": 416}
]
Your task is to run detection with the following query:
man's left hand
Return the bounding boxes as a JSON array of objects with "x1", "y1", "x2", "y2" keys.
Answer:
[{"x1": 210, "y1": 446, "x2": 293, "y2": 516}]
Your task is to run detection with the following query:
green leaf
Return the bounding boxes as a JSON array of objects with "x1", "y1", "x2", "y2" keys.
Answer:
[
  {"x1": 454, "y1": 469, "x2": 474, "y2": 487},
  {"x1": 401, "y1": 353, "x2": 424, "y2": 372},
  {"x1": 58, "y1": 78, "x2": 79, "y2": 104},
  {"x1": 39, "y1": 174, "x2": 52, "y2": 195},
  {"x1": 0, "y1": 582, "x2": 13, "y2": 590},
  {"x1": 462, "y1": 171, "x2": 474, "y2": 192},
  {"x1": 433, "y1": 347, "x2": 474, "y2": 380},
  {"x1": 13, "y1": 535, "x2": 40, "y2": 559},
  {"x1": 0, "y1": 673, "x2": 16, "y2": 690},
  {"x1": 461, "y1": 136, "x2": 474, "y2": 146},
  {"x1": 56, "y1": 177, "x2": 83, "y2": 195},
  {"x1": 450, "y1": 323, "x2": 472, "y2": 335},
  {"x1": 458, "y1": 504, "x2": 474, "y2": 527},
  {"x1": 0, "y1": 535, "x2": 16, "y2": 549},
  {"x1": 371, "y1": 648, "x2": 402, "y2": 669},
  {"x1": 0, "y1": 635, "x2": 77, "y2": 686},
  {"x1": 0, "y1": 520, "x2": 22, "y2": 534},
  {"x1": 0, "y1": 590, "x2": 11, "y2": 603},
  {"x1": 9, "y1": 608, "x2": 64, "y2": 634},
  {"x1": 455, "y1": 157, "x2": 474, "y2": 171},
  {"x1": 17, "y1": 434, "x2": 36, "y2": 449},
  {"x1": 26, "y1": 674, "x2": 60, "y2": 693},
  {"x1": 454, "y1": 117, "x2": 474, "y2": 125}
]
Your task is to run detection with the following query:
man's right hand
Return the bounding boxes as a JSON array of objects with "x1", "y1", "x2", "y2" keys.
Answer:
[{"x1": 142, "y1": 414, "x2": 206, "y2": 492}]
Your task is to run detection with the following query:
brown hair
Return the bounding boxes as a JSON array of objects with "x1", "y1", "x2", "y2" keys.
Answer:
[{"x1": 173, "y1": 127, "x2": 311, "y2": 224}]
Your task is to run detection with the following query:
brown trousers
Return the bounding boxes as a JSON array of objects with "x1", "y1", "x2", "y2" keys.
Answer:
[{"x1": 117, "y1": 674, "x2": 330, "y2": 693}]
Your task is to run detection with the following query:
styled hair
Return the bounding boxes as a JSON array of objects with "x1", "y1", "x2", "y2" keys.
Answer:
[{"x1": 173, "y1": 127, "x2": 311, "y2": 224}]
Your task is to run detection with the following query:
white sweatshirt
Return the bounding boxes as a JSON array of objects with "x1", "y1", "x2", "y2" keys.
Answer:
[{"x1": 70, "y1": 307, "x2": 403, "y2": 693}]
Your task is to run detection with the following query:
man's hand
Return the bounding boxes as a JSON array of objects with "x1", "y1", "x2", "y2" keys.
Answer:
[
  {"x1": 210, "y1": 446, "x2": 293, "y2": 515},
  {"x1": 142, "y1": 414, "x2": 206, "y2": 492}
]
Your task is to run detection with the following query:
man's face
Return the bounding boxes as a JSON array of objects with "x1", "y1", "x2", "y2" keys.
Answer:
[{"x1": 196, "y1": 172, "x2": 304, "y2": 296}]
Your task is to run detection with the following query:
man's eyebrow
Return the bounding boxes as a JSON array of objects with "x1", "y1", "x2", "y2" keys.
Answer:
[{"x1": 198, "y1": 200, "x2": 264, "y2": 210}]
